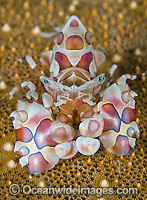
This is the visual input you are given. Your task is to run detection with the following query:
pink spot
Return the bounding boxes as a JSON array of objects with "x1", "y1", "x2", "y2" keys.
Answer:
[
  {"x1": 102, "y1": 103, "x2": 120, "y2": 132},
  {"x1": 70, "y1": 19, "x2": 79, "y2": 27},
  {"x1": 88, "y1": 120, "x2": 100, "y2": 134},
  {"x1": 122, "y1": 108, "x2": 135, "y2": 123},
  {"x1": 35, "y1": 119, "x2": 57, "y2": 148},
  {"x1": 103, "y1": 118, "x2": 119, "y2": 132},
  {"x1": 57, "y1": 32, "x2": 64, "y2": 45},
  {"x1": 29, "y1": 114, "x2": 49, "y2": 128},
  {"x1": 15, "y1": 127, "x2": 32, "y2": 142},
  {"x1": 55, "y1": 52, "x2": 72, "y2": 71},
  {"x1": 27, "y1": 153, "x2": 50, "y2": 174},
  {"x1": 51, "y1": 126, "x2": 72, "y2": 143},
  {"x1": 66, "y1": 35, "x2": 83, "y2": 50},
  {"x1": 76, "y1": 52, "x2": 93, "y2": 71},
  {"x1": 113, "y1": 136, "x2": 130, "y2": 156},
  {"x1": 80, "y1": 144, "x2": 89, "y2": 154},
  {"x1": 102, "y1": 104, "x2": 135, "y2": 133},
  {"x1": 102, "y1": 103, "x2": 118, "y2": 118},
  {"x1": 112, "y1": 98, "x2": 123, "y2": 108},
  {"x1": 55, "y1": 127, "x2": 66, "y2": 136}
]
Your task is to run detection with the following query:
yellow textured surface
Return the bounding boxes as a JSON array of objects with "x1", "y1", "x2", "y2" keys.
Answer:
[{"x1": 0, "y1": 0, "x2": 147, "y2": 200}]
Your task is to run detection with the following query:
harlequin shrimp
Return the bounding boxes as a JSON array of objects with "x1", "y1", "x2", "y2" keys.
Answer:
[{"x1": 9, "y1": 15, "x2": 139, "y2": 174}]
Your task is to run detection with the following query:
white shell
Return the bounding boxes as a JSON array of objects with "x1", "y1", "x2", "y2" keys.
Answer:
[
  {"x1": 50, "y1": 121, "x2": 75, "y2": 143},
  {"x1": 76, "y1": 136, "x2": 100, "y2": 155},
  {"x1": 55, "y1": 141, "x2": 78, "y2": 159},
  {"x1": 79, "y1": 115, "x2": 104, "y2": 138}
]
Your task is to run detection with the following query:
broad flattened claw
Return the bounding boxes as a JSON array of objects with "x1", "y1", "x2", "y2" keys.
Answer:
[
  {"x1": 11, "y1": 101, "x2": 61, "y2": 174},
  {"x1": 76, "y1": 136, "x2": 100, "y2": 156},
  {"x1": 97, "y1": 74, "x2": 140, "y2": 156},
  {"x1": 79, "y1": 116, "x2": 104, "y2": 138},
  {"x1": 99, "y1": 121, "x2": 139, "y2": 156},
  {"x1": 50, "y1": 121, "x2": 75, "y2": 143},
  {"x1": 55, "y1": 141, "x2": 78, "y2": 159}
]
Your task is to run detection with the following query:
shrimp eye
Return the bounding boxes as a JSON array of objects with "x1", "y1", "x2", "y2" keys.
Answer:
[
  {"x1": 44, "y1": 79, "x2": 50, "y2": 85},
  {"x1": 85, "y1": 32, "x2": 91, "y2": 45},
  {"x1": 57, "y1": 32, "x2": 64, "y2": 45},
  {"x1": 98, "y1": 75, "x2": 104, "y2": 83}
]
